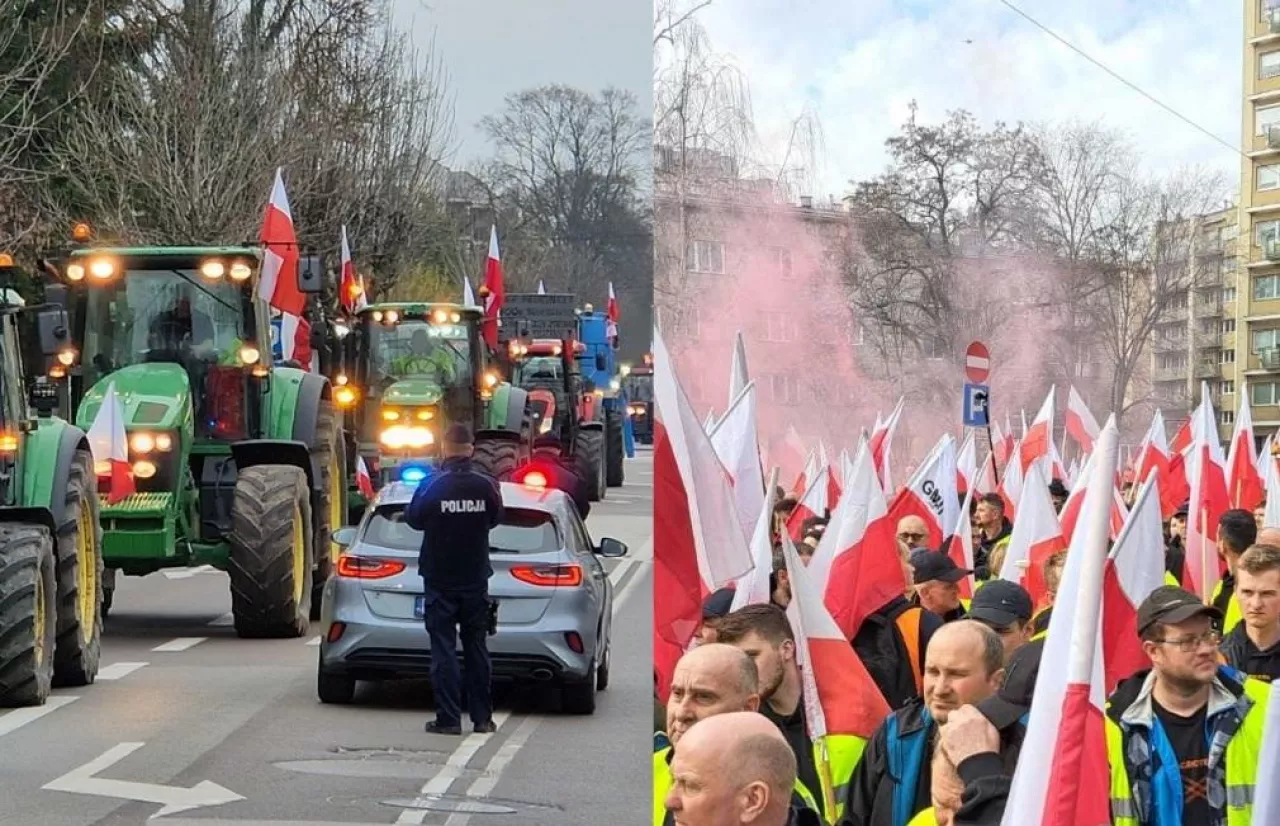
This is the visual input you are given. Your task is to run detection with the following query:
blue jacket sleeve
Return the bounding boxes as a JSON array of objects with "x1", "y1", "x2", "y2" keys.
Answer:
[
  {"x1": 404, "y1": 480, "x2": 435, "y2": 530},
  {"x1": 487, "y1": 478, "x2": 504, "y2": 528}
]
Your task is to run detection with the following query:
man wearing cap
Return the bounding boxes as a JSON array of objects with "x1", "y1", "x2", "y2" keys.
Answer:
[
  {"x1": 966, "y1": 580, "x2": 1034, "y2": 664},
  {"x1": 697, "y1": 587, "x2": 736, "y2": 644},
  {"x1": 910, "y1": 551, "x2": 971, "y2": 622},
  {"x1": 404, "y1": 423, "x2": 504, "y2": 735},
  {"x1": 1105, "y1": 585, "x2": 1272, "y2": 826}
]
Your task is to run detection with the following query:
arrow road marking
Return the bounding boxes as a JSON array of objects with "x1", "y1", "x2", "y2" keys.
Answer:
[{"x1": 42, "y1": 741, "x2": 244, "y2": 817}]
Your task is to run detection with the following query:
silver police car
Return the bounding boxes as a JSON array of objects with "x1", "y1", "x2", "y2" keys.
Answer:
[{"x1": 316, "y1": 477, "x2": 627, "y2": 714}]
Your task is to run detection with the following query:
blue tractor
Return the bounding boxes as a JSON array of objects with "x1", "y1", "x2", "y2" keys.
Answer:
[{"x1": 574, "y1": 305, "x2": 630, "y2": 487}]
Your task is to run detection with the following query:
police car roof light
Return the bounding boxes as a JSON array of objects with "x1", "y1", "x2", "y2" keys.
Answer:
[
  {"x1": 401, "y1": 466, "x2": 428, "y2": 484},
  {"x1": 522, "y1": 470, "x2": 548, "y2": 489}
]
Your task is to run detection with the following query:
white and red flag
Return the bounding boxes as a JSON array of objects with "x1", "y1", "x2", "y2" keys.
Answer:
[
  {"x1": 355, "y1": 456, "x2": 375, "y2": 499},
  {"x1": 956, "y1": 431, "x2": 976, "y2": 494},
  {"x1": 1065, "y1": 385, "x2": 1101, "y2": 453},
  {"x1": 1101, "y1": 469, "x2": 1166, "y2": 693},
  {"x1": 463, "y1": 275, "x2": 477, "y2": 307},
  {"x1": 1058, "y1": 451, "x2": 1126, "y2": 546},
  {"x1": 786, "y1": 464, "x2": 832, "y2": 541},
  {"x1": 86, "y1": 381, "x2": 134, "y2": 505},
  {"x1": 481, "y1": 225, "x2": 505, "y2": 349},
  {"x1": 257, "y1": 168, "x2": 305, "y2": 316},
  {"x1": 732, "y1": 471, "x2": 781, "y2": 611},
  {"x1": 997, "y1": 438, "x2": 1025, "y2": 520},
  {"x1": 999, "y1": 461, "x2": 1067, "y2": 608},
  {"x1": 949, "y1": 486, "x2": 978, "y2": 600},
  {"x1": 1265, "y1": 439, "x2": 1280, "y2": 528},
  {"x1": 1225, "y1": 396, "x2": 1264, "y2": 511},
  {"x1": 1133, "y1": 409, "x2": 1188, "y2": 519},
  {"x1": 793, "y1": 449, "x2": 817, "y2": 497},
  {"x1": 606, "y1": 282, "x2": 619, "y2": 342},
  {"x1": 338, "y1": 225, "x2": 366, "y2": 313},
  {"x1": 729, "y1": 330, "x2": 750, "y2": 408},
  {"x1": 709, "y1": 382, "x2": 765, "y2": 545},
  {"x1": 1019, "y1": 387, "x2": 1056, "y2": 473},
  {"x1": 886, "y1": 434, "x2": 959, "y2": 550},
  {"x1": 819, "y1": 441, "x2": 842, "y2": 505},
  {"x1": 869, "y1": 397, "x2": 904, "y2": 492},
  {"x1": 1000, "y1": 421, "x2": 1117, "y2": 826},
  {"x1": 1184, "y1": 384, "x2": 1230, "y2": 600}
]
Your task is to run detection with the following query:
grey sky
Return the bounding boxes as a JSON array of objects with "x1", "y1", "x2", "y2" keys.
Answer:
[{"x1": 392, "y1": 0, "x2": 653, "y2": 171}]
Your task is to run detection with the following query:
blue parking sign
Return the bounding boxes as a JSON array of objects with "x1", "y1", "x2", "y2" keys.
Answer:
[
  {"x1": 270, "y1": 317, "x2": 283, "y2": 361},
  {"x1": 963, "y1": 383, "x2": 990, "y2": 428}
]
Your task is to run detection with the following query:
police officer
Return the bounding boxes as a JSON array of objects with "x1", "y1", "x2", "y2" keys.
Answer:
[{"x1": 404, "y1": 423, "x2": 503, "y2": 735}]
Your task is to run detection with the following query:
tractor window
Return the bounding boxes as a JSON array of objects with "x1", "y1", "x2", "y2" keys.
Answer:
[
  {"x1": 363, "y1": 504, "x2": 560, "y2": 553},
  {"x1": 367, "y1": 320, "x2": 471, "y2": 386},
  {"x1": 623, "y1": 374, "x2": 653, "y2": 402},
  {"x1": 514, "y1": 357, "x2": 563, "y2": 384}
]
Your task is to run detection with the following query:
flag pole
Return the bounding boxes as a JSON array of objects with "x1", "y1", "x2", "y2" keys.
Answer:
[
  {"x1": 1201, "y1": 505, "x2": 1210, "y2": 606},
  {"x1": 817, "y1": 736, "x2": 837, "y2": 819}
]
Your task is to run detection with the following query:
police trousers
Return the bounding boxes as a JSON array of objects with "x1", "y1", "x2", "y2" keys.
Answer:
[{"x1": 422, "y1": 584, "x2": 492, "y2": 727}]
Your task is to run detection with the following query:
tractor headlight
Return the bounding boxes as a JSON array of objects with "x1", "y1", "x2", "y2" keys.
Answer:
[
  {"x1": 380, "y1": 425, "x2": 433, "y2": 450},
  {"x1": 382, "y1": 408, "x2": 401, "y2": 422},
  {"x1": 130, "y1": 431, "x2": 175, "y2": 454},
  {"x1": 610, "y1": 379, "x2": 621, "y2": 392},
  {"x1": 539, "y1": 418, "x2": 553, "y2": 433},
  {"x1": 335, "y1": 385, "x2": 359, "y2": 408}
]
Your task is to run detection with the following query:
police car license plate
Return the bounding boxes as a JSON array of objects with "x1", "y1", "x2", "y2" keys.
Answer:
[{"x1": 413, "y1": 596, "x2": 425, "y2": 619}]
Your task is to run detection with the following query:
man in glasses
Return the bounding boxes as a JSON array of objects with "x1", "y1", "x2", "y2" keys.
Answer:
[
  {"x1": 897, "y1": 515, "x2": 929, "y2": 549},
  {"x1": 1105, "y1": 585, "x2": 1272, "y2": 826}
]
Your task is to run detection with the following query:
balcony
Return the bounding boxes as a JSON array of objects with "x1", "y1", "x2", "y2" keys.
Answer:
[
  {"x1": 1192, "y1": 330, "x2": 1222, "y2": 351},
  {"x1": 1251, "y1": 348, "x2": 1280, "y2": 371},
  {"x1": 1197, "y1": 238, "x2": 1224, "y2": 258},
  {"x1": 1194, "y1": 359, "x2": 1221, "y2": 379},
  {"x1": 1153, "y1": 364, "x2": 1189, "y2": 383}
]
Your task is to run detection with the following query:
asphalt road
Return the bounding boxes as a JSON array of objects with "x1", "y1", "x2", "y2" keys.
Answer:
[{"x1": 0, "y1": 450, "x2": 653, "y2": 826}]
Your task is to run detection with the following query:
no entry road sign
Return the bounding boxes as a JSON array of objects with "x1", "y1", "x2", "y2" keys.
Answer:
[{"x1": 965, "y1": 341, "x2": 990, "y2": 383}]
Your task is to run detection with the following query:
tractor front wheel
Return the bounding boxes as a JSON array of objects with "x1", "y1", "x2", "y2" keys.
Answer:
[
  {"x1": 605, "y1": 409, "x2": 625, "y2": 488},
  {"x1": 228, "y1": 465, "x2": 314, "y2": 638},
  {"x1": 0, "y1": 524, "x2": 58, "y2": 707},
  {"x1": 473, "y1": 438, "x2": 520, "y2": 481},
  {"x1": 575, "y1": 428, "x2": 605, "y2": 502},
  {"x1": 310, "y1": 400, "x2": 345, "y2": 621},
  {"x1": 53, "y1": 448, "x2": 103, "y2": 687}
]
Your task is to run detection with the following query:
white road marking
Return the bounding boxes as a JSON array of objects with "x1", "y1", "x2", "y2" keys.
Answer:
[
  {"x1": 305, "y1": 635, "x2": 321, "y2": 646},
  {"x1": 443, "y1": 715, "x2": 543, "y2": 826},
  {"x1": 393, "y1": 711, "x2": 512, "y2": 824},
  {"x1": 208, "y1": 612, "x2": 234, "y2": 627},
  {"x1": 96, "y1": 662, "x2": 148, "y2": 681},
  {"x1": 152, "y1": 637, "x2": 206, "y2": 652},
  {"x1": 42, "y1": 741, "x2": 243, "y2": 817},
  {"x1": 0, "y1": 695, "x2": 79, "y2": 738},
  {"x1": 162, "y1": 565, "x2": 219, "y2": 580}
]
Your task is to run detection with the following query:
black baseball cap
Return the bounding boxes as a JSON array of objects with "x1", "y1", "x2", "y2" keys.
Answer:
[
  {"x1": 702, "y1": 587, "x2": 736, "y2": 619},
  {"x1": 976, "y1": 636, "x2": 1044, "y2": 729},
  {"x1": 1174, "y1": 501, "x2": 1189, "y2": 518},
  {"x1": 1048, "y1": 478, "x2": 1069, "y2": 497},
  {"x1": 444, "y1": 423, "x2": 473, "y2": 445},
  {"x1": 910, "y1": 550, "x2": 972, "y2": 585},
  {"x1": 969, "y1": 580, "x2": 1034, "y2": 627},
  {"x1": 1136, "y1": 585, "x2": 1222, "y2": 637}
]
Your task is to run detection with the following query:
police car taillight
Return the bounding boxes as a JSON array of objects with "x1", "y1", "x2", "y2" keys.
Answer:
[
  {"x1": 511, "y1": 564, "x2": 582, "y2": 587},
  {"x1": 337, "y1": 554, "x2": 405, "y2": 579}
]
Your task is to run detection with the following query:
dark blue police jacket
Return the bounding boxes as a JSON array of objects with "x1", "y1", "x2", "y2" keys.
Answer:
[{"x1": 403, "y1": 456, "x2": 504, "y2": 591}]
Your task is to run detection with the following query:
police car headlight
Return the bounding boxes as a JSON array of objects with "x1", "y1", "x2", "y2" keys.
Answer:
[{"x1": 380, "y1": 425, "x2": 434, "y2": 450}]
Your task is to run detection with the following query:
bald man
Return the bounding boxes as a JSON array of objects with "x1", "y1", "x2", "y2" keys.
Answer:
[
  {"x1": 839, "y1": 621, "x2": 1006, "y2": 826},
  {"x1": 665, "y1": 712, "x2": 820, "y2": 826},
  {"x1": 897, "y1": 515, "x2": 929, "y2": 549},
  {"x1": 1258, "y1": 526, "x2": 1280, "y2": 546}
]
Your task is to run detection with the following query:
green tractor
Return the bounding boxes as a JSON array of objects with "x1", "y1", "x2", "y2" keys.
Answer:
[
  {"x1": 332, "y1": 301, "x2": 533, "y2": 511},
  {"x1": 0, "y1": 263, "x2": 105, "y2": 707},
  {"x1": 37, "y1": 241, "x2": 347, "y2": 636}
]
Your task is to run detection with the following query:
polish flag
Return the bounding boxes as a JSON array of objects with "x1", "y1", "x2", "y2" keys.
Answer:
[
  {"x1": 338, "y1": 225, "x2": 366, "y2": 313},
  {"x1": 774, "y1": 426, "x2": 807, "y2": 487},
  {"x1": 1058, "y1": 451, "x2": 1126, "y2": 546},
  {"x1": 1264, "y1": 441, "x2": 1280, "y2": 528},
  {"x1": 1065, "y1": 385, "x2": 1101, "y2": 453},
  {"x1": 957, "y1": 431, "x2": 976, "y2": 494},
  {"x1": 793, "y1": 450, "x2": 817, "y2": 497},
  {"x1": 782, "y1": 532, "x2": 890, "y2": 752},
  {"x1": 999, "y1": 421, "x2": 1117, "y2": 826},
  {"x1": 86, "y1": 382, "x2": 134, "y2": 505},
  {"x1": 786, "y1": 465, "x2": 831, "y2": 541},
  {"x1": 809, "y1": 446, "x2": 903, "y2": 639},
  {"x1": 820, "y1": 441, "x2": 842, "y2": 505},
  {"x1": 997, "y1": 438, "x2": 1025, "y2": 521},
  {"x1": 355, "y1": 456, "x2": 375, "y2": 499},
  {"x1": 1184, "y1": 385, "x2": 1230, "y2": 599},
  {"x1": 1225, "y1": 397, "x2": 1264, "y2": 511},
  {"x1": 1133, "y1": 409, "x2": 1188, "y2": 519},
  {"x1": 869, "y1": 398, "x2": 905, "y2": 492},
  {"x1": 278, "y1": 311, "x2": 313, "y2": 368},
  {"x1": 977, "y1": 449, "x2": 999, "y2": 495},
  {"x1": 704, "y1": 409, "x2": 718, "y2": 432},
  {"x1": 999, "y1": 461, "x2": 1067, "y2": 608},
  {"x1": 481, "y1": 225, "x2": 505, "y2": 349},
  {"x1": 729, "y1": 331, "x2": 750, "y2": 408},
  {"x1": 709, "y1": 382, "x2": 766, "y2": 545},
  {"x1": 257, "y1": 168, "x2": 304, "y2": 315},
  {"x1": 949, "y1": 486, "x2": 978, "y2": 599},
  {"x1": 462, "y1": 275, "x2": 477, "y2": 307},
  {"x1": 887, "y1": 434, "x2": 960, "y2": 550},
  {"x1": 606, "y1": 282, "x2": 619, "y2": 342},
  {"x1": 731, "y1": 471, "x2": 781, "y2": 611},
  {"x1": 1020, "y1": 387, "x2": 1056, "y2": 473},
  {"x1": 1101, "y1": 470, "x2": 1166, "y2": 693},
  {"x1": 536, "y1": 279, "x2": 546, "y2": 295},
  {"x1": 1170, "y1": 418, "x2": 1193, "y2": 456},
  {"x1": 995, "y1": 417, "x2": 1015, "y2": 468}
]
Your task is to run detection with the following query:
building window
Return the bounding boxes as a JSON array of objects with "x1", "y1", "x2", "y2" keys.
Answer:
[
  {"x1": 1225, "y1": 287, "x2": 1239, "y2": 303},
  {"x1": 1257, "y1": 328, "x2": 1280, "y2": 353},
  {"x1": 1222, "y1": 349, "x2": 1237, "y2": 364},
  {"x1": 1158, "y1": 353, "x2": 1188, "y2": 369},
  {"x1": 1257, "y1": 274, "x2": 1280, "y2": 301},
  {"x1": 768, "y1": 246, "x2": 793, "y2": 280},
  {"x1": 1263, "y1": 51, "x2": 1280, "y2": 81},
  {"x1": 1258, "y1": 104, "x2": 1280, "y2": 137},
  {"x1": 687, "y1": 241, "x2": 725, "y2": 274},
  {"x1": 1261, "y1": 164, "x2": 1280, "y2": 192},
  {"x1": 1223, "y1": 319, "x2": 1237, "y2": 334},
  {"x1": 1257, "y1": 219, "x2": 1280, "y2": 249},
  {"x1": 769, "y1": 374, "x2": 800, "y2": 406},
  {"x1": 1223, "y1": 410, "x2": 1236, "y2": 425},
  {"x1": 1166, "y1": 292, "x2": 1188, "y2": 311},
  {"x1": 762, "y1": 312, "x2": 797, "y2": 343},
  {"x1": 1254, "y1": 381, "x2": 1280, "y2": 406},
  {"x1": 1265, "y1": 0, "x2": 1280, "y2": 21},
  {"x1": 1223, "y1": 380, "x2": 1236, "y2": 394},
  {"x1": 669, "y1": 306, "x2": 701, "y2": 340}
]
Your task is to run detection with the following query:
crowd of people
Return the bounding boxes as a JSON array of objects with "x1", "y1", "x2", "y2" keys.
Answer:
[{"x1": 654, "y1": 473, "x2": 1280, "y2": 826}]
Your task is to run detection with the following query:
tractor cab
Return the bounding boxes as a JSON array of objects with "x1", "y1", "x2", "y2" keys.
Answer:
[
  {"x1": 506, "y1": 337, "x2": 595, "y2": 445},
  {"x1": 334, "y1": 302, "x2": 528, "y2": 488},
  {"x1": 621, "y1": 355, "x2": 654, "y2": 445}
]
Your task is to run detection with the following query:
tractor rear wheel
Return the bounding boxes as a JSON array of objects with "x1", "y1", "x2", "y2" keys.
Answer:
[
  {"x1": 473, "y1": 438, "x2": 520, "y2": 481},
  {"x1": 53, "y1": 448, "x2": 102, "y2": 687},
  {"x1": 310, "y1": 400, "x2": 345, "y2": 621},
  {"x1": 575, "y1": 428, "x2": 605, "y2": 502},
  {"x1": 0, "y1": 525, "x2": 57, "y2": 707},
  {"x1": 605, "y1": 409, "x2": 625, "y2": 488},
  {"x1": 228, "y1": 465, "x2": 314, "y2": 638}
]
